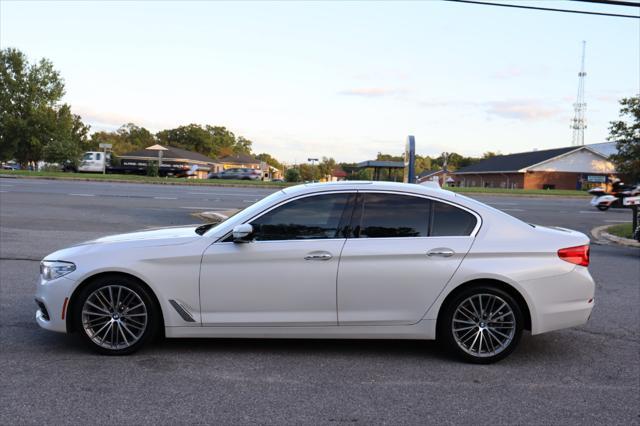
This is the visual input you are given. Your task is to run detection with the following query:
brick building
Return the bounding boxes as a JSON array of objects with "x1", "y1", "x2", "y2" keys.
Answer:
[{"x1": 452, "y1": 143, "x2": 619, "y2": 190}]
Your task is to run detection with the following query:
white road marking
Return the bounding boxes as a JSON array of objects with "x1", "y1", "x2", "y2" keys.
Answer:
[
  {"x1": 179, "y1": 206, "x2": 230, "y2": 210},
  {"x1": 189, "y1": 191, "x2": 267, "y2": 197},
  {"x1": 579, "y1": 211, "x2": 604, "y2": 214},
  {"x1": 605, "y1": 220, "x2": 631, "y2": 223},
  {"x1": 0, "y1": 184, "x2": 14, "y2": 187},
  {"x1": 501, "y1": 208, "x2": 524, "y2": 212},
  {"x1": 153, "y1": 197, "x2": 177, "y2": 200},
  {"x1": 0, "y1": 190, "x2": 8, "y2": 193},
  {"x1": 487, "y1": 202, "x2": 519, "y2": 206},
  {"x1": 243, "y1": 199, "x2": 259, "y2": 203},
  {"x1": 69, "y1": 193, "x2": 95, "y2": 197}
]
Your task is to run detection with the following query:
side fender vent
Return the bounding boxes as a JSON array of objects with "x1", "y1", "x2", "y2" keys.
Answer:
[{"x1": 169, "y1": 299, "x2": 196, "y2": 322}]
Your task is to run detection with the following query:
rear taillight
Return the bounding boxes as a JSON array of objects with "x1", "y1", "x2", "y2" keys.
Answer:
[{"x1": 558, "y1": 245, "x2": 590, "y2": 267}]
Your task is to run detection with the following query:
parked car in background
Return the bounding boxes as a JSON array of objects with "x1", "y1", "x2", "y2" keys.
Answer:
[
  {"x1": 35, "y1": 181, "x2": 595, "y2": 363},
  {"x1": 78, "y1": 151, "x2": 107, "y2": 173},
  {"x1": 208, "y1": 168, "x2": 262, "y2": 180},
  {"x1": 1, "y1": 161, "x2": 20, "y2": 170}
]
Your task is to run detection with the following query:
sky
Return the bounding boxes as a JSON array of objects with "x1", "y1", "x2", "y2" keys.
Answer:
[{"x1": 1, "y1": 0, "x2": 638, "y2": 163}]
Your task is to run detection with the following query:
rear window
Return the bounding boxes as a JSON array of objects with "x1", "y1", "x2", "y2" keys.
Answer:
[{"x1": 430, "y1": 201, "x2": 477, "y2": 236}]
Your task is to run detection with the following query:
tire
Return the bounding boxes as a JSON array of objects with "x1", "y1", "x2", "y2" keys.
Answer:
[
  {"x1": 438, "y1": 285, "x2": 524, "y2": 364},
  {"x1": 596, "y1": 204, "x2": 610, "y2": 211},
  {"x1": 73, "y1": 274, "x2": 159, "y2": 355}
]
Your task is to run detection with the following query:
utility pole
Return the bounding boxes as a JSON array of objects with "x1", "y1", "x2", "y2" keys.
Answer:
[{"x1": 571, "y1": 41, "x2": 587, "y2": 146}]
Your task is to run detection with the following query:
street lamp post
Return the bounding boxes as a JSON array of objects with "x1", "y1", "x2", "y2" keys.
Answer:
[{"x1": 308, "y1": 158, "x2": 319, "y2": 182}]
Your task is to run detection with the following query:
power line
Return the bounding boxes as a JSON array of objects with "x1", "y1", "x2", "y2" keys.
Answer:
[
  {"x1": 443, "y1": 0, "x2": 640, "y2": 18},
  {"x1": 569, "y1": 0, "x2": 640, "y2": 7}
]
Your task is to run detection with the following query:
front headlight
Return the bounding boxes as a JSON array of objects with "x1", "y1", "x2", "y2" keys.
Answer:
[{"x1": 40, "y1": 261, "x2": 76, "y2": 281}]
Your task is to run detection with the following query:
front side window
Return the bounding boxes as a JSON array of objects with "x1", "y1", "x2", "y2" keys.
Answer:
[
  {"x1": 356, "y1": 193, "x2": 429, "y2": 238},
  {"x1": 251, "y1": 193, "x2": 351, "y2": 241},
  {"x1": 430, "y1": 201, "x2": 477, "y2": 236}
]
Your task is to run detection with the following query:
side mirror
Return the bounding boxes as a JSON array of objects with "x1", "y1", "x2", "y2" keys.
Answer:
[{"x1": 232, "y1": 224, "x2": 254, "y2": 243}]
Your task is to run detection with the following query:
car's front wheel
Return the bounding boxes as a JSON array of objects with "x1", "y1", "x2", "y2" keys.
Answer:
[
  {"x1": 74, "y1": 275, "x2": 159, "y2": 355},
  {"x1": 439, "y1": 286, "x2": 523, "y2": 364}
]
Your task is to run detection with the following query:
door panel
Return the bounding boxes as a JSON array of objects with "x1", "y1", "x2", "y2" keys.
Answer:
[
  {"x1": 337, "y1": 237, "x2": 473, "y2": 325},
  {"x1": 336, "y1": 192, "x2": 478, "y2": 325},
  {"x1": 200, "y1": 240, "x2": 345, "y2": 325}
]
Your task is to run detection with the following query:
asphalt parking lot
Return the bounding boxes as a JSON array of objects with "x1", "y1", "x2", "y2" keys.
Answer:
[{"x1": 1, "y1": 177, "x2": 638, "y2": 425}]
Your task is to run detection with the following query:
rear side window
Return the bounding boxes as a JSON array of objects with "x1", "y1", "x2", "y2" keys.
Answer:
[
  {"x1": 430, "y1": 201, "x2": 477, "y2": 236},
  {"x1": 251, "y1": 193, "x2": 350, "y2": 241},
  {"x1": 356, "y1": 193, "x2": 429, "y2": 238}
]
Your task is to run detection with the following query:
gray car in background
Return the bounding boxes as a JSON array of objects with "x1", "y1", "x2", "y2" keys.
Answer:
[{"x1": 208, "y1": 168, "x2": 262, "y2": 180}]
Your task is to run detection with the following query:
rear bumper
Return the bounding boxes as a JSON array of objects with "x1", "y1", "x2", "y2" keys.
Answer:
[{"x1": 525, "y1": 266, "x2": 595, "y2": 335}]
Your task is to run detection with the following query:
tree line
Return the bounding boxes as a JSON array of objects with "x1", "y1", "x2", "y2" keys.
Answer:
[{"x1": 1, "y1": 48, "x2": 637, "y2": 182}]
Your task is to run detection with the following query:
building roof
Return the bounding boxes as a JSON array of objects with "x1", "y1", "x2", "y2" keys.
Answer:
[
  {"x1": 587, "y1": 141, "x2": 617, "y2": 157},
  {"x1": 418, "y1": 169, "x2": 445, "y2": 178},
  {"x1": 121, "y1": 146, "x2": 218, "y2": 164},
  {"x1": 357, "y1": 160, "x2": 405, "y2": 169},
  {"x1": 454, "y1": 146, "x2": 582, "y2": 174},
  {"x1": 218, "y1": 153, "x2": 261, "y2": 165}
]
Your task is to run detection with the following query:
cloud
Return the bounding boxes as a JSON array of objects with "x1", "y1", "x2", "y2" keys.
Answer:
[
  {"x1": 485, "y1": 100, "x2": 563, "y2": 121},
  {"x1": 338, "y1": 87, "x2": 410, "y2": 98}
]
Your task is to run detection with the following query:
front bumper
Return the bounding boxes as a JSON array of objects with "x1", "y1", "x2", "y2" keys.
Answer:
[{"x1": 35, "y1": 275, "x2": 76, "y2": 333}]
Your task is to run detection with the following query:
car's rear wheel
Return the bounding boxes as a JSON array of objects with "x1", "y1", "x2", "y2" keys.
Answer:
[
  {"x1": 75, "y1": 275, "x2": 158, "y2": 355},
  {"x1": 596, "y1": 204, "x2": 610, "y2": 211},
  {"x1": 439, "y1": 286, "x2": 523, "y2": 364}
]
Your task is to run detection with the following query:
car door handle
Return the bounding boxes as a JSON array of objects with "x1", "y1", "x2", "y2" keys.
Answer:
[
  {"x1": 427, "y1": 249, "x2": 455, "y2": 257},
  {"x1": 304, "y1": 252, "x2": 333, "y2": 261}
]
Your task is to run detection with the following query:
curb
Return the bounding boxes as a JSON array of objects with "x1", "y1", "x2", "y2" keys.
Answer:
[
  {"x1": 591, "y1": 224, "x2": 640, "y2": 248},
  {"x1": 0, "y1": 174, "x2": 288, "y2": 189}
]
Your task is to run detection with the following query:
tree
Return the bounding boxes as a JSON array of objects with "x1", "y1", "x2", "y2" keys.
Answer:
[
  {"x1": 43, "y1": 105, "x2": 91, "y2": 166},
  {"x1": 0, "y1": 48, "x2": 66, "y2": 165},
  {"x1": 156, "y1": 124, "x2": 253, "y2": 158},
  {"x1": 317, "y1": 157, "x2": 336, "y2": 179},
  {"x1": 298, "y1": 163, "x2": 320, "y2": 181},
  {"x1": 256, "y1": 152, "x2": 283, "y2": 171},
  {"x1": 285, "y1": 168, "x2": 301, "y2": 182},
  {"x1": 92, "y1": 123, "x2": 155, "y2": 156},
  {"x1": 235, "y1": 136, "x2": 253, "y2": 154},
  {"x1": 609, "y1": 95, "x2": 640, "y2": 183}
]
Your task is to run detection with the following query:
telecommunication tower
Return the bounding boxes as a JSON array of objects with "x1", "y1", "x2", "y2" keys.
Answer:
[{"x1": 571, "y1": 41, "x2": 587, "y2": 146}]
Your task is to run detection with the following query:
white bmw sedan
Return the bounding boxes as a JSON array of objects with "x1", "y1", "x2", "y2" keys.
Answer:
[{"x1": 35, "y1": 182, "x2": 595, "y2": 363}]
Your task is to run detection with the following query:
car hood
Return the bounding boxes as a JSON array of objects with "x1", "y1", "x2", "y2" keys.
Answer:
[{"x1": 80, "y1": 225, "x2": 201, "y2": 246}]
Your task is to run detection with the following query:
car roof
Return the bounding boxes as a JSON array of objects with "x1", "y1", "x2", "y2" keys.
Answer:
[{"x1": 281, "y1": 181, "x2": 456, "y2": 201}]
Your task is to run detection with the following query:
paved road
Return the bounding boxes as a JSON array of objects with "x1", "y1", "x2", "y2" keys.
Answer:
[{"x1": 1, "y1": 177, "x2": 638, "y2": 425}]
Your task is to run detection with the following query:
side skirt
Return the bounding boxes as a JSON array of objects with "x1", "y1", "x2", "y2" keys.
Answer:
[{"x1": 165, "y1": 319, "x2": 436, "y2": 340}]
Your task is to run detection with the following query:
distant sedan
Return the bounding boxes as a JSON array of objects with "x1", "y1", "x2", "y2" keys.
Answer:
[
  {"x1": 208, "y1": 167, "x2": 262, "y2": 180},
  {"x1": 35, "y1": 181, "x2": 594, "y2": 363}
]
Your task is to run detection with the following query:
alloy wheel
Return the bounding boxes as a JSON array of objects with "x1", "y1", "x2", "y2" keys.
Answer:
[
  {"x1": 451, "y1": 293, "x2": 516, "y2": 358},
  {"x1": 81, "y1": 285, "x2": 148, "y2": 350}
]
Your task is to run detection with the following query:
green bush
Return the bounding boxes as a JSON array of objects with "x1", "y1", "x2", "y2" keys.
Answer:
[
  {"x1": 146, "y1": 161, "x2": 159, "y2": 177},
  {"x1": 285, "y1": 168, "x2": 301, "y2": 182}
]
